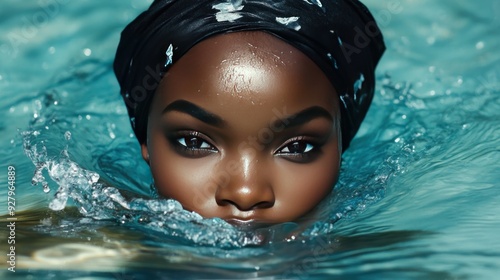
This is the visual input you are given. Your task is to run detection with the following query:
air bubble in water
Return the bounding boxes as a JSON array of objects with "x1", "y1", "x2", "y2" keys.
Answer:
[
  {"x1": 64, "y1": 131, "x2": 71, "y2": 141},
  {"x1": 49, "y1": 189, "x2": 69, "y2": 211},
  {"x1": 90, "y1": 173, "x2": 99, "y2": 184},
  {"x1": 42, "y1": 182, "x2": 50, "y2": 193}
]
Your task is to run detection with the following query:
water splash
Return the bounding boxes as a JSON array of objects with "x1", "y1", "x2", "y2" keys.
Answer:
[
  {"x1": 21, "y1": 122, "x2": 402, "y2": 248},
  {"x1": 22, "y1": 130, "x2": 263, "y2": 248},
  {"x1": 19, "y1": 71, "x2": 417, "y2": 250}
]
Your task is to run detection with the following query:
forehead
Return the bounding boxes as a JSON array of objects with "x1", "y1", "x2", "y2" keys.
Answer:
[{"x1": 153, "y1": 31, "x2": 337, "y2": 117}]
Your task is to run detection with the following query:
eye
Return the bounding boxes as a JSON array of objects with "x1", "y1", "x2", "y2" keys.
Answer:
[
  {"x1": 177, "y1": 136, "x2": 213, "y2": 150},
  {"x1": 279, "y1": 141, "x2": 314, "y2": 154},
  {"x1": 168, "y1": 131, "x2": 217, "y2": 157},
  {"x1": 275, "y1": 136, "x2": 322, "y2": 163}
]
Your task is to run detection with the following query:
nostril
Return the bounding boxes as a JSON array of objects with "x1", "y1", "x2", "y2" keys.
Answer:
[
  {"x1": 219, "y1": 199, "x2": 274, "y2": 211},
  {"x1": 218, "y1": 199, "x2": 232, "y2": 207},
  {"x1": 252, "y1": 201, "x2": 274, "y2": 209},
  {"x1": 215, "y1": 182, "x2": 276, "y2": 211}
]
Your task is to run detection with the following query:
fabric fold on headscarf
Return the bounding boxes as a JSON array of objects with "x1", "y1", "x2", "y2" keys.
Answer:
[{"x1": 114, "y1": 0, "x2": 385, "y2": 151}]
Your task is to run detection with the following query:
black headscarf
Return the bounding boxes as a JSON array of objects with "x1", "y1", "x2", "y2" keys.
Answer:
[{"x1": 114, "y1": 0, "x2": 385, "y2": 151}]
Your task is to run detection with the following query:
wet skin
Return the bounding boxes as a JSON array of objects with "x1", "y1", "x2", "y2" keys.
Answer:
[{"x1": 142, "y1": 31, "x2": 342, "y2": 225}]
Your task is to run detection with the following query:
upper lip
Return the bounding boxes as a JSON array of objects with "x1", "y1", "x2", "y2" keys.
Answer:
[{"x1": 225, "y1": 218, "x2": 273, "y2": 229}]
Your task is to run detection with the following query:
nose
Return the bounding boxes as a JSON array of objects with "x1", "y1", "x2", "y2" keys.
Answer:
[{"x1": 215, "y1": 158, "x2": 275, "y2": 212}]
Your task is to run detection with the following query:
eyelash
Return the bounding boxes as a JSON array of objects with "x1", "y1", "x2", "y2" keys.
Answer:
[
  {"x1": 168, "y1": 131, "x2": 218, "y2": 157},
  {"x1": 168, "y1": 131, "x2": 322, "y2": 162},
  {"x1": 275, "y1": 136, "x2": 321, "y2": 163}
]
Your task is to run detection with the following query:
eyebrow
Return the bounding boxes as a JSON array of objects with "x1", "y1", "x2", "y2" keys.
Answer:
[
  {"x1": 162, "y1": 100, "x2": 333, "y2": 129},
  {"x1": 276, "y1": 106, "x2": 334, "y2": 129},
  {"x1": 162, "y1": 100, "x2": 226, "y2": 127}
]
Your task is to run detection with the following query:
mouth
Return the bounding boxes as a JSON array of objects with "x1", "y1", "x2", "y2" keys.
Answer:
[
  {"x1": 225, "y1": 218, "x2": 274, "y2": 230},
  {"x1": 225, "y1": 218, "x2": 305, "y2": 245}
]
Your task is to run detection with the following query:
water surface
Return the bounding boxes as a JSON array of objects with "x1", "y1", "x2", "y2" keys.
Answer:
[{"x1": 1, "y1": 0, "x2": 499, "y2": 279}]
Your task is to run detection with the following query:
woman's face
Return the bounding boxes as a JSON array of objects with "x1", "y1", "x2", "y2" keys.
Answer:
[{"x1": 143, "y1": 31, "x2": 341, "y2": 225}]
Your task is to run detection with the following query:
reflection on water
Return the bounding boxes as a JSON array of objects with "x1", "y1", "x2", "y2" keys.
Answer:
[{"x1": 1, "y1": 208, "x2": 437, "y2": 279}]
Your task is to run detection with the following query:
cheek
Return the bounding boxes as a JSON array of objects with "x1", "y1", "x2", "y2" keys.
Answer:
[
  {"x1": 148, "y1": 136, "x2": 218, "y2": 212},
  {"x1": 273, "y1": 146, "x2": 340, "y2": 218}
]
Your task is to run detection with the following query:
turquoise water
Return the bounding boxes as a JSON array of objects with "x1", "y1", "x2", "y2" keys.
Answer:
[{"x1": 1, "y1": 0, "x2": 500, "y2": 279}]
